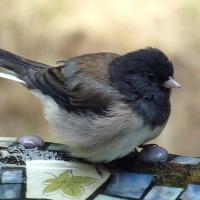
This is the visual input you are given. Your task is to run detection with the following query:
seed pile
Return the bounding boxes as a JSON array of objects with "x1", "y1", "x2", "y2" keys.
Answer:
[{"x1": 0, "y1": 143, "x2": 70, "y2": 166}]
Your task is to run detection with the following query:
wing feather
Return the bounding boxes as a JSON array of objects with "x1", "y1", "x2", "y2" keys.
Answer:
[{"x1": 25, "y1": 53, "x2": 121, "y2": 114}]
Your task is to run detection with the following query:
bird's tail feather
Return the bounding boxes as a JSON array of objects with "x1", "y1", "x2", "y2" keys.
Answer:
[
  {"x1": 0, "y1": 49, "x2": 50, "y2": 81},
  {"x1": 0, "y1": 71, "x2": 25, "y2": 83}
]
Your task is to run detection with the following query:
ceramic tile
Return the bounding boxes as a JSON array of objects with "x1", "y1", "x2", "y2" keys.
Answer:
[
  {"x1": 94, "y1": 194, "x2": 127, "y2": 200},
  {"x1": 47, "y1": 143, "x2": 68, "y2": 152},
  {"x1": 105, "y1": 172, "x2": 154, "y2": 199},
  {"x1": 0, "y1": 137, "x2": 17, "y2": 142},
  {"x1": 0, "y1": 139, "x2": 16, "y2": 147},
  {"x1": 180, "y1": 184, "x2": 200, "y2": 200},
  {"x1": 2, "y1": 169, "x2": 23, "y2": 183},
  {"x1": 0, "y1": 184, "x2": 22, "y2": 199},
  {"x1": 170, "y1": 156, "x2": 200, "y2": 165},
  {"x1": 26, "y1": 160, "x2": 111, "y2": 200},
  {"x1": 143, "y1": 186, "x2": 183, "y2": 200}
]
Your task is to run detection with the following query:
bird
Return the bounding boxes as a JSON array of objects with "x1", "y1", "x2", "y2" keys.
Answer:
[{"x1": 0, "y1": 47, "x2": 180, "y2": 163}]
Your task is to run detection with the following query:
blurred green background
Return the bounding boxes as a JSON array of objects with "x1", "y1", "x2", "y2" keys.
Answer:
[{"x1": 0, "y1": 0, "x2": 199, "y2": 156}]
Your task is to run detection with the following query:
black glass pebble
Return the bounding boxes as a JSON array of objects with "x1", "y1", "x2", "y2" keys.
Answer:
[
  {"x1": 139, "y1": 145, "x2": 169, "y2": 163},
  {"x1": 17, "y1": 135, "x2": 44, "y2": 148}
]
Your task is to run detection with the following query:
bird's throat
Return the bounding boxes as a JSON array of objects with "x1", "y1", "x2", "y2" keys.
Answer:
[{"x1": 131, "y1": 94, "x2": 171, "y2": 128}]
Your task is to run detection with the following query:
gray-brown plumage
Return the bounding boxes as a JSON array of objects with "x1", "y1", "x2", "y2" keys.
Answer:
[
  {"x1": 0, "y1": 49, "x2": 121, "y2": 114},
  {"x1": 0, "y1": 48, "x2": 180, "y2": 162},
  {"x1": 66, "y1": 52, "x2": 119, "y2": 82}
]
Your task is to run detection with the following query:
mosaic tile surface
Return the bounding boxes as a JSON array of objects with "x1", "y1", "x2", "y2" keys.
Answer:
[
  {"x1": 170, "y1": 156, "x2": 200, "y2": 165},
  {"x1": 180, "y1": 184, "x2": 200, "y2": 200},
  {"x1": 47, "y1": 143, "x2": 69, "y2": 152},
  {"x1": 0, "y1": 184, "x2": 22, "y2": 199},
  {"x1": 105, "y1": 172, "x2": 154, "y2": 198},
  {"x1": 143, "y1": 186, "x2": 183, "y2": 200},
  {"x1": 0, "y1": 137, "x2": 17, "y2": 148},
  {"x1": 26, "y1": 160, "x2": 110, "y2": 200},
  {"x1": 0, "y1": 137, "x2": 200, "y2": 200},
  {"x1": 2, "y1": 168, "x2": 23, "y2": 183},
  {"x1": 94, "y1": 194, "x2": 127, "y2": 200}
]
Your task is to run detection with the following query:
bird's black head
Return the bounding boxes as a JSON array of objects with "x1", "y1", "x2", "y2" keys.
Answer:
[{"x1": 109, "y1": 48, "x2": 180, "y2": 127}]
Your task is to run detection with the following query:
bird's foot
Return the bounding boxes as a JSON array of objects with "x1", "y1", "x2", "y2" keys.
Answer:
[
  {"x1": 92, "y1": 163, "x2": 105, "y2": 178},
  {"x1": 93, "y1": 162, "x2": 124, "y2": 176},
  {"x1": 138, "y1": 143, "x2": 157, "y2": 149}
]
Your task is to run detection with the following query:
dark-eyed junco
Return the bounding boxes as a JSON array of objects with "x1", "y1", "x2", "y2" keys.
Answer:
[{"x1": 0, "y1": 48, "x2": 180, "y2": 163}]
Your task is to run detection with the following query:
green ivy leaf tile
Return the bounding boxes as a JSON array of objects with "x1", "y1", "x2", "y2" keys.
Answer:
[
  {"x1": 62, "y1": 182, "x2": 83, "y2": 197},
  {"x1": 43, "y1": 170, "x2": 96, "y2": 197},
  {"x1": 43, "y1": 181, "x2": 63, "y2": 194},
  {"x1": 69, "y1": 176, "x2": 96, "y2": 185}
]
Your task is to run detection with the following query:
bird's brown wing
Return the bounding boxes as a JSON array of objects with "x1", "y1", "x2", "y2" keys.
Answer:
[
  {"x1": 65, "y1": 52, "x2": 120, "y2": 83},
  {"x1": 26, "y1": 52, "x2": 121, "y2": 114},
  {"x1": 60, "y1": 52, "x2": 121, "y2": 109}
]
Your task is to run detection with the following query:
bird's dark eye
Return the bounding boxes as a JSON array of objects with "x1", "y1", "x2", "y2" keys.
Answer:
[
  {"x1": 144, "y1": 72, "x2": 155, "y2": 81},
  {"x1": 126, "y1": 79, "x2": 132, "y2": 85},
  {"x1": 148, "y1": 73, "x2": 155, "y2": 81}
]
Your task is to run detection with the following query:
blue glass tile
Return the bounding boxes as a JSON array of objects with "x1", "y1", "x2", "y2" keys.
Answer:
[
  {"x1": 0, "y1": 184, "x2": 22, "y2": 199},
  {"x1": 180, "y1": 184, "x2": 200, "y2": 200},
  {"x1": 2, "y1": 169, "x2": 23, "y2": 183},
  {"x1": 105, "y1": 172, "x2": 154, "y2": 198},
  {"x1": 170, "y1": 156, "x2": 200, "y2": 165},
  {"x1": 143, "y1": 186, "x2": 183, "y2": 200},
  {"x1": 94, "y1": 194, "x2": 127, "y2": 200},
  {"x1": 47, "y1": 143, "x2": 68, "y2": 152}
]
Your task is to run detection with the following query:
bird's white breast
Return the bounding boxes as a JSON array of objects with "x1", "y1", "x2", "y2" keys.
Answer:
[{"x1": 32, "y1": 90, "x2": 164, "y2": 162}]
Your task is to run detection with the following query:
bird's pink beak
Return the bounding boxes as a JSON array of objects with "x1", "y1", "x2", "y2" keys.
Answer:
[{"x1": 163, "y1": 76, "x2": 181, "y2": 89}]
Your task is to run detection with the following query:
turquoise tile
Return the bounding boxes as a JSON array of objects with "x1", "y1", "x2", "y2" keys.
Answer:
[
  {"x1": 144, "y1": 186, "x2": 183, "y2": 200},
  {"x1": 180, "y1": 184, "x2": 200, "y2": 200},
  {"x1": 2, "y1": 169, "x2": 23, "y2": 183},
  {"x1": 0, "y1": 184, "x2": 22, "y2": 199},
  {"x1": 170, "y1": 156, "x2": 200, "y2": 165},
  {"x1": 105, "y1": 172, "x2": 154, "y2": 198},
  {"x1": 94, "y1": 194, "x2": 127, "y2": 200},
  {"x1": 47, "y1": 143, "x2": 68, "y2": 152},
  {"x1": 0, "y1": 139, "x2": 15, "y2": 147}
]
